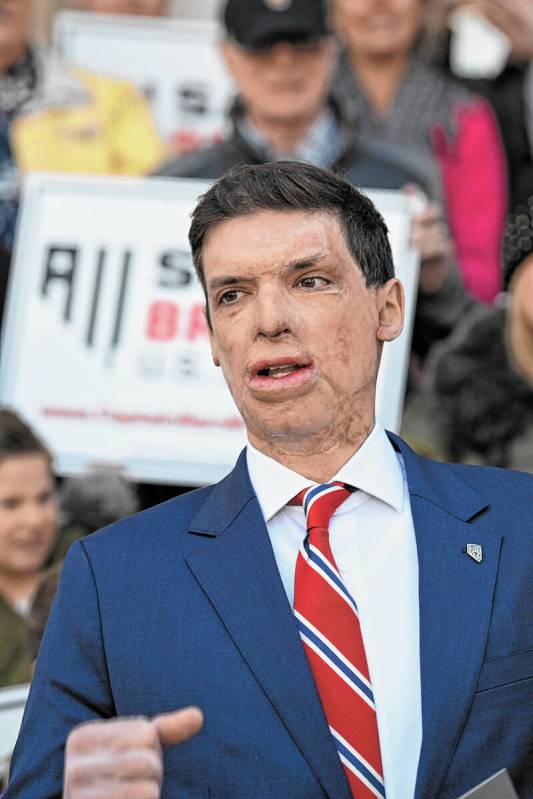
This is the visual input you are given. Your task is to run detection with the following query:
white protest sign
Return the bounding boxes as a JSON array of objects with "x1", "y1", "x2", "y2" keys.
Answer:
[
  {"x1": 52, "y1": 11, "x2": 235, "y2": 147},
  {"x1": 0, "y1": 684, "x2": 29, "y2": 765},
  {"x1": 0, "y1": 175, "x2": 418, "y2": 486},
  {"x1": 373, "y1": 189, "x2": 420, "y2": 432}
]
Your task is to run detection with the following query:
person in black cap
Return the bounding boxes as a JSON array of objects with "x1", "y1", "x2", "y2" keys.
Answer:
[
  {"x1": 157, "y1": 0, "x2": 423, "y2": 186},
  {"x1": 156, "y1": 0, "x2": 472, "y2": 370},
  {"x1": 402, "y1": 179, "x2": 533, "y2": 471}
]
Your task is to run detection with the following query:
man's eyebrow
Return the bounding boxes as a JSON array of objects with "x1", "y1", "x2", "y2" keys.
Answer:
[
  {"x1": 208, "y1": 275, "x2": 244, "y2": 291},
  {"x1": 285, "y1": 251, "x2": 329, "y2": 271},
  {"x1": 207, "y1": 252, "x2": 329, "y2": 291}
]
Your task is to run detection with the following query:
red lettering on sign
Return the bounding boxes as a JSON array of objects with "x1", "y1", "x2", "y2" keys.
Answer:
[{"x1": 146, "y1": 301, "x2": 179, "y2": 341}]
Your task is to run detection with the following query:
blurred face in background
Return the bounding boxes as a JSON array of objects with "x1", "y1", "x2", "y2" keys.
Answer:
[
  {"x1": 78, "y1": 0, "x2": 167, "y2": 15},
  {"x1": 334, "y1": 0, "x2": 424, "y2": 60},
  {"x1": 221, "y1": 36, "x2": 337, "y2": 129},
  {"x1": 0, "y1": 0, "x2": 31, "y2": 72},
  {"x1": 0, "y1": 453, "x2": 59, "y2": 581}
]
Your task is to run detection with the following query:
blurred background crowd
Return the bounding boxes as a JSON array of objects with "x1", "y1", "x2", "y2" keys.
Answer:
[{"x1": 0, "y1": 0, "x2": 533, "y2": 750}]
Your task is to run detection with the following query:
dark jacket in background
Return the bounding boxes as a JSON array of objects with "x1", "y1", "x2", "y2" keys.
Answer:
[
  {"x1": 402, "y1": 305, "x2": 533, "y2": 471},
  {"x1": 155, "y1": 97, "x2": 429, "y2": 190},
  {"x1": 0, "y1": 114, "x2": 17, "y2": 252}
]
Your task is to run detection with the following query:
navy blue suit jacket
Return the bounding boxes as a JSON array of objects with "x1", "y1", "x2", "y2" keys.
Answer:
[{"x1": 5, "y1": 436, "x2": 533, "y2": 798}]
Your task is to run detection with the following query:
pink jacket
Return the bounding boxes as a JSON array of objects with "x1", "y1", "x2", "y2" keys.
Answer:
[{"x1": 432, "y1": 99, "x2": 508, "y2": 303}]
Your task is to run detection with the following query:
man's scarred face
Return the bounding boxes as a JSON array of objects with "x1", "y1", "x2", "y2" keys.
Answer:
[{"x1": 203, "y1": 210, "x2": 404, "y2": 453}]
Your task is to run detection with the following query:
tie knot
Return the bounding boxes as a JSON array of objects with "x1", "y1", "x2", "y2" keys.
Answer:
[{"x1": 291, "y1": 481, "x2": 353, "y2": 531}]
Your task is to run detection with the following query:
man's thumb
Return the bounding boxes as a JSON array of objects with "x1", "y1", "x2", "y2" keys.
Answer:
[{"x1": 152, "y1": 706, "x2": 204, "y2": 747}]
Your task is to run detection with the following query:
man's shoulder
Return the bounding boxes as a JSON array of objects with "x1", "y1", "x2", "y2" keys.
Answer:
[
  {"x1": 80, "y1": 483, "x2": 215, "y2": 559},
  {"x1": 341, "y1": 135, "x2": 432, "y2": 195},
  {"x1": 410, "y1": 448, "x2": 533, "y2": 534},
  {"x1": 445, "y1": 459, "x2": 532, "y2": 495},
  {"x1": 153, "y1": 138, "x2": 244, "y2": 180},
  {"x1": 395, "y1": 432, "x2": 532, "y2": 522}
]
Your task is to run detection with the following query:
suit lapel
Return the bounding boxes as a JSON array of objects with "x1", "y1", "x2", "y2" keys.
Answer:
[
  {"x1": 392, "y1": 437, "x2": 503, "y2": 799},
  {"x1": 185, "y1": 452, "x2": 352, "y2": 799}
]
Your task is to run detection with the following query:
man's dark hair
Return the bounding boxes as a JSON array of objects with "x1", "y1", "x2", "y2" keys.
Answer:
[{"x1": 189, "y1": 161, "x2": 394, "y2": 323}]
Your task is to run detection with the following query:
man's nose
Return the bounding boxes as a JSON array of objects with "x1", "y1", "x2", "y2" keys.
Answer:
[
  {"x1": 253, "y1": 286, "x2": 292, "y2": 340},
  {"x1": 270, "y1": 42, "x2": 298, "y2": 66}
]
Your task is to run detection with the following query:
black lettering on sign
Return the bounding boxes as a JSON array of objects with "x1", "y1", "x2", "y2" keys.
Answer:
[
  {"x1": 41, "y1": 245, "x2": 78, "y2": 321},
  {"x1": 158, "y1": 250, "x2": 194, "y2": 289},
  {"x1": 172, "y1": 352, "x2": 199, "y2": 380},
  {"x1": 176, "y1": 82, "x2": 209, "y2": 115},
  {"x1": 86, "y1": 249, "x2": 106, "y2": 347},
  {"x1": 110, "y1": 250, "x2": 132, "y2": 352}
]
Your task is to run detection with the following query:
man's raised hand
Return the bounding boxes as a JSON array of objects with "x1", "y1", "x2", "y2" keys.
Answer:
[{"x1": 64, "y1": 706, "x2": 204, "y2": 798}]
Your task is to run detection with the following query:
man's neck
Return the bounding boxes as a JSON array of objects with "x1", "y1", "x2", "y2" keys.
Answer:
[
  {"x1": 349, "y1": 52, "x2": 409, "y2": 116},
  {"x1": 246, "y1": 108, "x2": 320, "y2": 155},
  {"x1": 248, "y1": 418, "x2": 375, "y2": 484}
]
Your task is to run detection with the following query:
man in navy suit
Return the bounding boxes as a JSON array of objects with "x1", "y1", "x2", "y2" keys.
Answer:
[{"x1": 5, "y1": 162, "x2": 532, "y2": 798}]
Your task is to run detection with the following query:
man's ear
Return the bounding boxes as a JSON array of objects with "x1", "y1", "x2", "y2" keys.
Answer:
[
  {"x1": 376, "y1": 278, "x2": 404, "y2": 343},
  {"x1": 219, "y1": 38, "x2": 239, "y2": 82}
]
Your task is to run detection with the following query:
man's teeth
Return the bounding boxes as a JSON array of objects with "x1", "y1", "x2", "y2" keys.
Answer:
[{"x1": 267, "y1": 365, "x2": 300, "y2": 378}]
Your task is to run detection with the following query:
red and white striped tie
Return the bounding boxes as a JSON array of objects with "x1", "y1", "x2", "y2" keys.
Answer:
[{"x1": 292, "y1": 482, "x2": 386, "y2": 799}]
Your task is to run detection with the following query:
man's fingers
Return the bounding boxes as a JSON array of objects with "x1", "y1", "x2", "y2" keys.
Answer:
[
  {"x1": 67, "y1": 707, "x2": 204, "y2": 752},
  {"x1": 64, "y1": 710, "x2": 203, "y2": 798},
  {"x1": 152, "y1": 706, "x2": 204, "y2": 747},
  {"x1": 67, "y1": 717, "x2": 159, "y2": 754},
  {"x1": 414, "y1": 201, "x2": 445, "y2": 225},
  {"x1": 483, "y1": 0, "x2": 530, "y2": 40},
  {"x1": 66, "y1": 749, "x2": 163, "y2": 785},
  {"x1": 67, "y1": 780, "x2": 160, "y2": 799}
]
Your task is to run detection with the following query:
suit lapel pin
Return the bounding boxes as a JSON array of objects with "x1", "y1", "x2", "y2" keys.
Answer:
[{"x1": 464, "y1": 543, "x2": 483, "y2": 563}]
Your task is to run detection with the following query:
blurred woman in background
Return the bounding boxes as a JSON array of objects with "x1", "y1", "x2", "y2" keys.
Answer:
[
  {"x1": 0, "y1": 408, "x2": 140, "y2": 688},
  {"x1": 0, "y1": 409, "x2": 60, "y2": 687},
  {"x1": 0, "y1": 0, "x2": 163, "y2": 176},
  {"x1": 331, "y1": 0, "x2": 508, "y2": 304},
  {"x1": 426, "y1": 0, "x2": 533, "y2": 212}
]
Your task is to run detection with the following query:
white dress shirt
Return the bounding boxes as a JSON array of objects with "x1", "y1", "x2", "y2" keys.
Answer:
[{"x1": 246, "y1": 423, "x2": 422, "y2": 799}]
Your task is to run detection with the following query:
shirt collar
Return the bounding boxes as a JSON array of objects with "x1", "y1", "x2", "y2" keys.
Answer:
[
  {"x1": 246, "y1": 422, "x2": 404, "y2": 523},
  {"x1": 238, "y1": 106, "x2": 342, "y2": 169}
]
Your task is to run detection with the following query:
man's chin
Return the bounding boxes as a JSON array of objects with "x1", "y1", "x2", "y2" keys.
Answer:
[{"x1": 244, "y1": 407, "x2": 332, "y2": 445}]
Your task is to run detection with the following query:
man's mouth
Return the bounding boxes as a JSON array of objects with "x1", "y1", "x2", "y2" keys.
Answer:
[
  {"x1": 258, "y1": 364, "x2": 302, "y2": 378},
  {"x1": 246, "y1": 356, "x2": 316, "y2": 392}
]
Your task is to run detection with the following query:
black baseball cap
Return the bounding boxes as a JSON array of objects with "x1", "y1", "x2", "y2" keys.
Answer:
[{"x1": 222, "y1": 0, "x2": 330, "y2": 51}]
